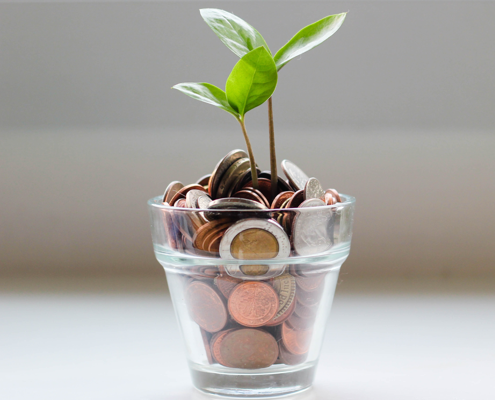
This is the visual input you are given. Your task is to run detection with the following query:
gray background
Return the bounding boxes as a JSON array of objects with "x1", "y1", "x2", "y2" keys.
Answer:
[{"x1": 1, "y1": 1, "x2": 494, "y2": 278}]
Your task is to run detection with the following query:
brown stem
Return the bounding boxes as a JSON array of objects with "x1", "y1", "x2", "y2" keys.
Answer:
[
  {"x1": 239, "y1": 117, "x2": 259, "y2": 190},
  {"x1": 268, "y1": 97, "x2": 278, "y2": 200}
]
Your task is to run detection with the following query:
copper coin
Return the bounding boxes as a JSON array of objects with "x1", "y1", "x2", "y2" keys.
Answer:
[
  {"x1": 186, "y1": 281, "x2": 228, "y2": 333},
  {"x1": 233, "y1": 189, "x2": 266, "y2": 205},
  {"x1": 325, "y1": 188, "x2": 342, "y2": 203},
  {"x1": 218, "y1": 328, "x2": 279, "y2": 369},
  {"x1": 201, "y1": 223, "x2": 231, "y2": 252},
  {"x1": 231, "y1": 167, "x2": 261, "y2": 194},
  {"x1": 294, "y1": 300, "x2": 318, "y2": 320},
  {"x1": 196, "y1": 174, "x2": 212, "y2": 187},
  {"x1": 265, "y1": 273, "x2": 296, "y2": 326},
  {"x1": 228, "y1": 282, "x2": 279, "y2": 327},
  {"x1": 271, "y1": 191, "x2": 294, "y2": 209},
  {"x1": 169, "y1": 184, "x2": 206, "y2": 207},
  {"x1": 162, "y1": 181, "x2": 184, "y2": 204},
  {"x1": 209, "y1": 149, "x2": 248, "y2": 199},
  {"x1": 193, "y1": 218, "x2": 233, "y2": 251},
  {"x1": 243, "y1": 178, "x2": 273, "y2": 203},
  {"x1": 325, "y1": 192, "x2": 336, "y2": 205},
  {"x1": 175, "y1": 198, "x2": 187, "y2": 208},
  {"x1": 281, "y1": 322, "x2": 312, "y2": 355},
  {"x1": 295, "y1": 273, "x2": 326, "y2": 292},
  {"x1": 287, "y1": 312, "x2": 314, "y2": 331},
  {"x1": 286, "y1": 190, "x2": 305, "y2": 209},
  {"x1": 207, "y1": 230, "x2": 225, "y2": 254},
  {"x1": 200, "y1": 328, "x2": 214, "y2": 364},
  {"x1": 244, "y1": 188, "x2": 270, "y2": 208},
  {"x1": 278, "y1": 341, "x2": 308, "y2": 366},
  {"x1": 214, "y1": 275, "x2": 242, "y2": 299},
  {"x1": 211, "y1": 328, "x2": 237, "y2": 365},
  {"x1": 296, "y1": 285, "x2": 325, "y2": 307}
]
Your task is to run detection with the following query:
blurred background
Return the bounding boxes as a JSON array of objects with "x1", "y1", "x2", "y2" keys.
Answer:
[
  {"x1": 1, "y1": 1, "x2": 494, "y2": 280},
  {"x1": 1, "y1": 2, "x2": 494, "y2": 398}
]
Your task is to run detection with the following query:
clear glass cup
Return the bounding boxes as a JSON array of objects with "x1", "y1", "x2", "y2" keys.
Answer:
[{"x1": 148, "y1": 194, "x2": 355, "y2": 398}]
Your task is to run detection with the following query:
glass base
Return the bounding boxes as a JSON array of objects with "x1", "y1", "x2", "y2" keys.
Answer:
[{"x1": 190, "y1": 361, "x2": 316, "y2": 398}]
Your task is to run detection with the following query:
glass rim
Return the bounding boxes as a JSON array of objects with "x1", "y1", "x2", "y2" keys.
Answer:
[{"x1": 147, "y1": 193, "x2": 356, "y2": 212}]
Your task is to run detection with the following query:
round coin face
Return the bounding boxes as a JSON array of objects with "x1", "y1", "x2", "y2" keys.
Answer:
[
  {"x1": 218, "y1": 328, "x2": 279, "y2": 369},
  {"x1": 185, "y1": 281, "x2": 228, "y2": 333},
  {"x1": 304, "y1": 177, "x2": 324, "y2": 201},
  {"x1": 292, "y1": 198, "x2": 333, "y2": 256},
  {"x1": 214, "y1": 275, "x2": 242, "y2": 299},
  {"x1": 281, "y1": 322, "x2": 312, "y2": 355},
  {"x1": 281, "y1": 160, "x2": 309, "y2": 191},
  {"x1": 219, "y1": 219, "x2": 290, "y2": 260},
  {"x1": 228, "y1": 282, "x2": 279, "y2": 327},
  {"x1": 209, "y1": 149, "x2": 248, "y2": 199}
]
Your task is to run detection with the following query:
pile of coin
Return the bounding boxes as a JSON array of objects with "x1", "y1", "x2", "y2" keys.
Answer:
[
  {"x1": 184, "y1": 265, "x2": 326, "y2": 368},
  {"x1": 161, "y1": 149, "x2": 342, "y2": 369},
  {"x1": 162, "y1": 149, "x2": 342, "y2": 258}
]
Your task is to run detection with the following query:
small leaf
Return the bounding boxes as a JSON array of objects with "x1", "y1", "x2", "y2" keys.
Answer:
[
  {"x1": 274, "y1": 12, "x2": 347, "y2": 70},
  {"x1": 172, "y1": 82, "x2": 239, "y2": 118},
  {"x1": 200, "y1": 8, "x2": 271, "y2": 58},
  {"x1": 226, "y1": 46, "x2": 278, "y2": 117}
]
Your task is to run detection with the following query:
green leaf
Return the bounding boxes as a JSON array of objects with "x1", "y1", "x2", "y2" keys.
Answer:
[
  {"x1": 274, "y1": 12, "x2": 347, "y2": 70},
  {"x1": 200, "y1": 8, "x2": 271, "y2": 58},
  {"x1": 172, "y1": 82, "x2": 239, "y2": 118},
  {"x1": 226, "y1": 46, "x2": 278, "y2": 117}
]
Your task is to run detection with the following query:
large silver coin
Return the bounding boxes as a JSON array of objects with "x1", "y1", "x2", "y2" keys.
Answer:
[
  {"x1": 208, "y1": 198, "x2": 267, "y2": 210},
  {"x1": 209, "y1": 149, "x2": 248, "y2": 199},
  {"x1": 304, "y1": 177, "x2": 324, "y2": 201},
  {"x1": 292, "y1": 198, "x2": 333, "y2": 256},
  {"x1": 216, "y1": 157, "x2": 251, "y2": 199},
  {"x1": 196, "y1": 194, "x2": 212, "y2": 209},
  {"x1": 162, "y1": 181, "x2": 184, "y2": 204},
  {"x1": 281, "y1": 160, "x2": 309, "y2": 191}
]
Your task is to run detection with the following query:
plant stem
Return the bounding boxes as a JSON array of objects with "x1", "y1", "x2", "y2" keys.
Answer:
[
  {"x1": 268, "y1": 96, "x2": 278, "y2": 200},
  {"x1": 238, "y1": 117, "x2": 259, "y2": 190}
]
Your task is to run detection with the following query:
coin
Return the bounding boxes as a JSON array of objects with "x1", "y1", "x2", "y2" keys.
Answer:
[
  {"x1": 295, "y1": 273, "x2": 326, "y2": 292},
  {"x1": 325, "y1": 192, "x2": 336, "y2": 205},
  {"x1": 278, "y1": 341, "x2": 308, "y2": 365},
  {"x1": 209, "y1": 149, "x2": 249, "y2": 199},
  {"x1": 265, "y1": 273, "x2": 296, "y2": 326},
  {"x1": 286, "y1": 190, "x2": 305, "y2": 209},
  {"x1": 208, "y1": 197, "x2": 267, "y2": 211},
  {"x1": 228, "y1": 282, "x2": 279, "y2": 327},
  {"x1": 271, "y1": 191, "x2": 294, "y2": 209},
  {"x1": 219, "y1": 219, "x2": 290, "y2": 261},
  {"x1": 200, "y1": 328, "x2": 214, "y2": 364},
  {"x1": 281, "y1": 160, "x2": 309, "y2": 191},
  {"x1": 231, "y1": 167, "x2": 261, "y2": 194},
  {"x1": 196, "y1": 174, "x2": 212, "y2": 187},
  {"x1": 286, "y1": 312, "x2": 314, "y2": 331},
  {"x1": 216, "y1": 157, "x2": 251, "y2": 199},
  {"x1": 292, "y1": 198, "x2": 333, "y2": 256},
  {"x1": 281, "y1": 322, "x2": 312, "y2": 355},
  {"x1": 200, "y1": 222, "x2": 231, "y2": 252},
  {"x1": 239, "y1": 265, "x2": 270, "y2": 276},
  {"x1": 325, "y1": 188, "x2": 342, "y2": 203},
  {"x1": 214, "y1": 275, "x2": 242, "y2": 299},
  {"x1": 218, "y1": 328, "x2": 279, "y2": 369},
  {"x1": 169, "y1": 184, "x2": 206, "y2": 207},
  {"x1": 242, "y1": 178, "x2": 273, "y2": 203},
  {"x1": 186, "y1": 281, "x2": 228, "y2": 333},
  {"x1": 211, "y1": 328, "x2": 237, "y2": 365},
  {"x1": 193, "y1": 219, "x2": 233, "y2": 251},
  {"x1": 294, "y1": 300, "x2": 318, "y2": 320},
  {"x1": 296, "y1": 284, "x2": 325, "y2": 307},
  {"x1": 304, "y1": 177, "x2": 325, "y2": 201},
  {"x1": 186, "y1": 189, "x2": 210, "y2": 209},
  {"x1": 163, "y1": 181, "x2": 184, "y2": 204},
  {"x1": 232, "y1": 189, "x2": 266, "y2": 205}
]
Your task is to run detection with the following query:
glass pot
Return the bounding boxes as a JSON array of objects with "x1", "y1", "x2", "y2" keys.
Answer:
[{"x1": 148, "y1": 194, "x2": 355, "y2": 398}]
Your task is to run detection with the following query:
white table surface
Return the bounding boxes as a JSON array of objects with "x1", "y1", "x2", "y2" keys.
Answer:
[{"x1": 1, "y1": 275, "x2": 494, "y2": 400}]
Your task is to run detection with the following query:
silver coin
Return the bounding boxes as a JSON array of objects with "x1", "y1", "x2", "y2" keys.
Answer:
[
  {"x1": 162, "y1": 181, "x2": 184, "y2": 203},
  {"x1": 219, "y1": 218, "x2": 290, "y2": 260},
  {"x1": 196, "y1": 194, "x2": 212, "y2": 209},
  {"x1": 209, "y1": 149, "x2": 248, "y2": 199},
  {"x1": 292, "y1": 198, "x2": 333, "y2": 256},
  {"x1": 304, "y1": 177, "x2": 324, "y2": 201},
  {"x1": 281, "y1": 160, "x2": 309, "y2": 191},
  {"x1": 216, "y1": 157, "x2": 251, "y2": 199},
  {"x1": 186, "y1": 190, "x2": 209, "y2": 209},
  {"x1": 208, "y1": 198, "x2": 267, "y2": 210}
]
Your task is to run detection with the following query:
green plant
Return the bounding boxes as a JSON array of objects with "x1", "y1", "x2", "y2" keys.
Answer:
[{"x1": 173, "y1": 8, "x2": 346, "y2": 192}]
